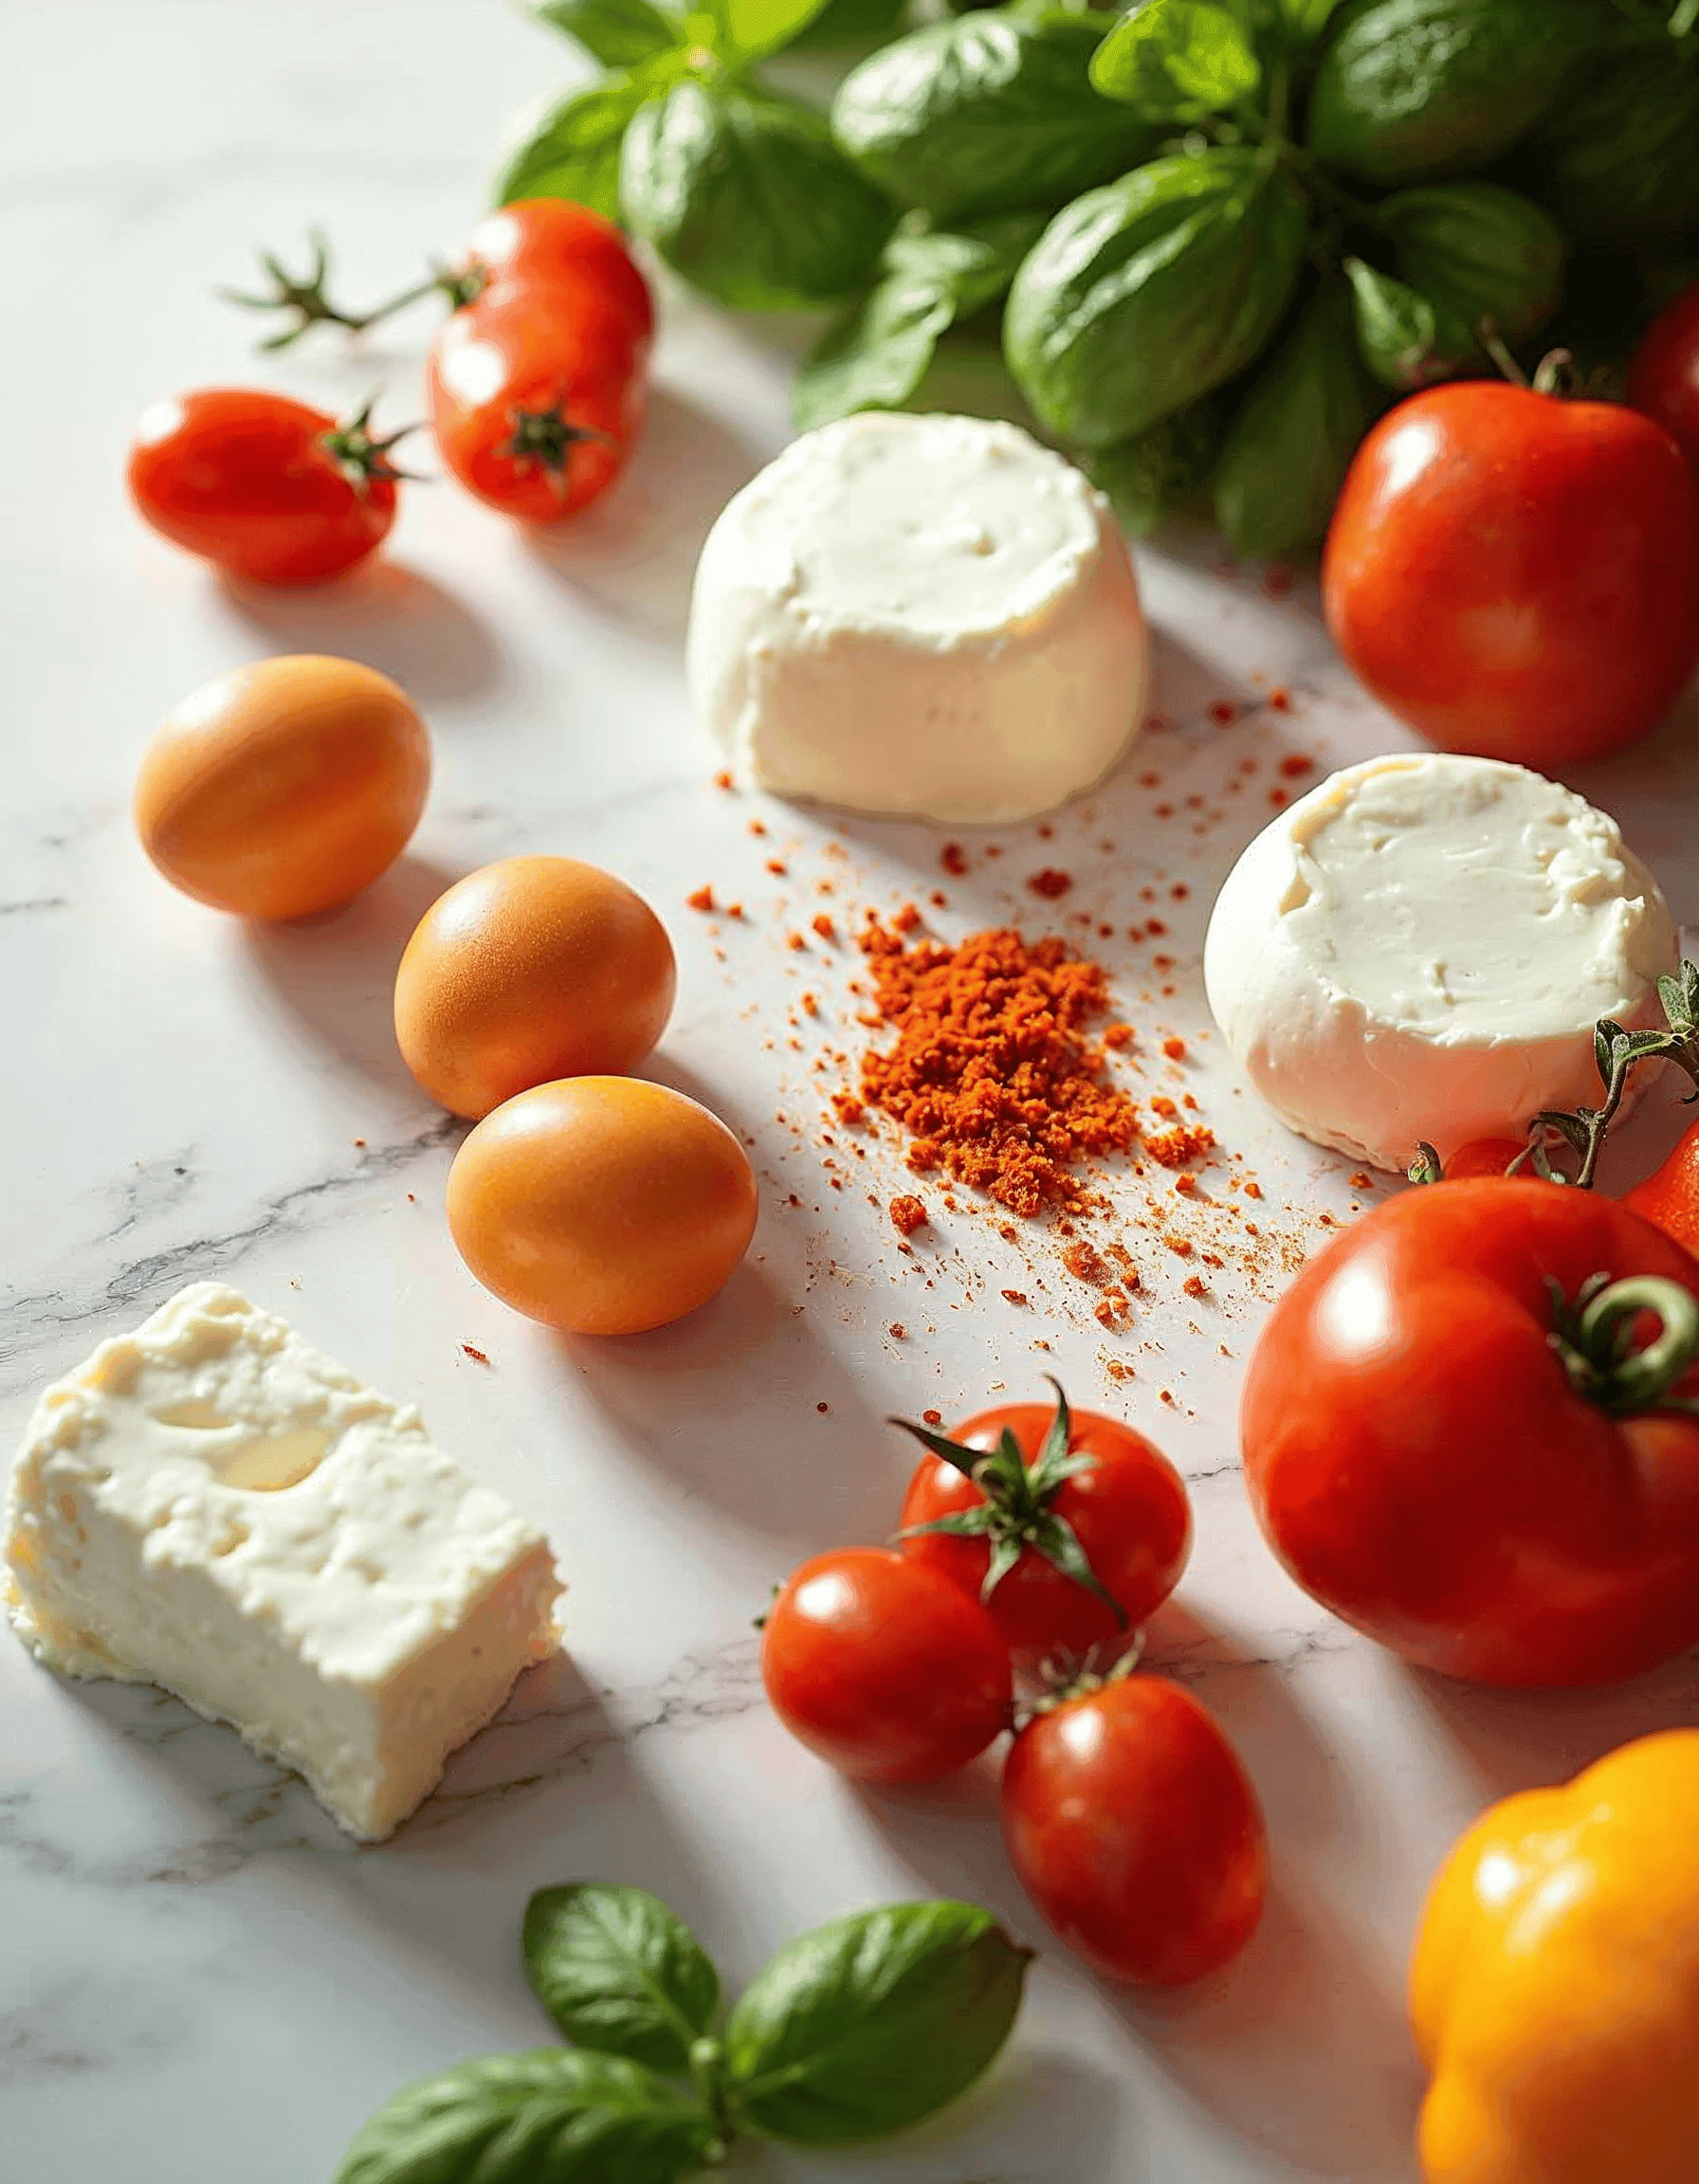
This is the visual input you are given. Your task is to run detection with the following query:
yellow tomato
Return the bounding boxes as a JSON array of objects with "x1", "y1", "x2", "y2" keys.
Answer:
[
  {"x1": 447, "y1": 1076, "x2": 758, "y2": 1335},
  {"x1": 133, "y1": 654, "x2": 429, "y2": 919},
  {"x1": 393, "y1": 856, "x2": 676, "y2": 1120},
  {"x1": 1411, "y1": 1728, "x2": 1699, "y2": 2184}
]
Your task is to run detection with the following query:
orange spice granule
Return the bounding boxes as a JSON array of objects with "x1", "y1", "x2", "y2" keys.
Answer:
[
  {"x1": 923, "y1": 1409, "x2": 943, "y2": 1426},
  {"x1": 766, "y1": 858, "x2": 787, "y2": 875},
  {"x1": 1026, "y1": 868, "x2": 1072, "y2": 900},
  {"x1": 685, "y1": 885, "x2": 715, "y2": 913},
  {"x1": 889, "y1": 1192, "x2": 929, "y2": 1235},
  {"x1": 1063, "y1": 1242, "x2": 1108, "y2": 1286},
  {"x1": 851, "y1": 917, "x2": 1140, "y2": 1218},
  {"x1": 1145, "y1": 1122, "x2": 1215, "y2": 1169},
  {"x1": 713, "y1": 770, "x2": 733, "y2": 791},
  {"x1": 461, "y1": 1343, "x2": 491, "y2": 1366},
  {"x1": 812, "y1": 913, "x2": 837, "y2": 941},
  {"x1": 1244, "y1": 1179, "x2": 1264, "y2": 1200},
  {"x1": 1002, "y1": 1289, "x2": 1030, "y2": 1306},
  {"x1": 1161, "y1": 1036, "x2": 1187, "y2": 1061},
  {"x1": 787, "y1": 932, "x2": 808, "y2": 952},
  {"x1": 1104, "y1": 1023, "x2": 1133, "y2": 1049},
  {"x1": 1208, "y1": 701, "x2": 1239, "y2": 724},
  {"x1": 941, "y1": 843, "x2": 969, "y2": 877},
  {"x1": 1280, "y1": 753, "x2": 1315, "y2": 779},
  {"x1": 889, "y1": 1323, "x2": 907, "y2": 1339}
]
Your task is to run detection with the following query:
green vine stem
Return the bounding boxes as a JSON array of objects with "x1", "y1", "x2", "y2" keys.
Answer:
[
  {"x1": 220, "y1": 231, "x2": 484, "y2": 349},
  {"x1": 1547, "y1": 1272, "x2": 1699, "y2": 1416}
]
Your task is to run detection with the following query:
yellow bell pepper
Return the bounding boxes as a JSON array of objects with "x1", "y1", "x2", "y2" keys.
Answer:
[{"x1": 1410, "y1": 1728, "x2": 1699, "y2": 2184}]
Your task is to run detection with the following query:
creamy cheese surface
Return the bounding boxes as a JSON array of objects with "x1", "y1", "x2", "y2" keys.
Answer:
[
  {"x1": 4, "y1": 1283, "x2": 559, "y2": 1839},
  {"x1": 1203, "y1": 754, "x2": 1676, "y2": 1172},
  {"x1": 686, "y1": 412, "x2": 1148, "y2": 824}
]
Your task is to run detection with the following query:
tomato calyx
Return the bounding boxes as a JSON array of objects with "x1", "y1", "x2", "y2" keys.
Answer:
[
  {"x1": 1547, "y1": 1270, "x2": 1699, "y2": 1418},
  {"x1": 498, "y1": 405, "x2": 603, "y2": 482},
  {"x1": 1410, "y1": 961, "x2": 1699, "y2": 1189},
  {"x1": 319, "y1": 396, "x2": 426, "y2": 494},
  {"x1": 221, "y1": 231, "x2": 476, "y2": 350},
  {"x1": 1022, "y1": 1630, "x2": 1147, "y2": 1723},
  {"x1": 891, "y1": 1378, "x2": 1128, "y2": 1628}
]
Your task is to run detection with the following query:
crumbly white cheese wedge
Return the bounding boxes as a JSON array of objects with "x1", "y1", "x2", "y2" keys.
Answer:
[
  {"x1": 1202, "y1": 754, "x2": 1675, "y2": 1174},
  {"x1": 686, "y1": 412, "x2": 1148, "y2": 825},
  {"x1": 4, "y1": 1283, "x2": 559, "y2": 1841}
]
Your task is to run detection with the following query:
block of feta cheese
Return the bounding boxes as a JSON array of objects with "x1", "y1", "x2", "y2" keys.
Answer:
[
  {"x1": 1203, "y1": 753, "x2": 1676, "y2": 1174},
  {"x1": 686, "y1": 411, "x2": 1148, "y2": 825},
  {"x1": 4, "y1": 1283, "x2": 559, "y2": 1841}
]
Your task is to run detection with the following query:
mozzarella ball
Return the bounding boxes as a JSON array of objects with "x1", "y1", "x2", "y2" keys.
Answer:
[
  {"x1": 393, "y1": 856, "x2": 676, "y2": 1119},
  {"x1": 687, "y1": 412, "x2": 1147, "y2": 825},
  {"x1": 1203, "y1": 754, "x2": 1675, "y2": 1173},
  {"x1": 446, "y1": 1077, "x2": 758, "y2": 1335},
  {"x1": 134, "y1": 655, "x2": 429, "y2": 919}
]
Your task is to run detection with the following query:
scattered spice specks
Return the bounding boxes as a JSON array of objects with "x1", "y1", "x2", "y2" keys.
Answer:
[{"x1": 890, "y1": 1193, "x2": 929, "y2": 1235}]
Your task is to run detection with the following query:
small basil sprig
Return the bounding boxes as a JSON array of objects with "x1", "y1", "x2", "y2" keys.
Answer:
[
  {"x1": 1089, "y1": 0, "x2": 1262, "y2": 121},
  {"x1": 334, "y1": 1886, "x2": 1032, "y2": 2184}
]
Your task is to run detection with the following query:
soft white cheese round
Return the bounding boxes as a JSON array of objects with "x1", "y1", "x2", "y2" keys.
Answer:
[
  {"x1": 686, "y1": 412, "x2": 1148, "y2": 824},
  {"x1": 1203, "y1": 753, "x2": 1676, "y2": 1174}
]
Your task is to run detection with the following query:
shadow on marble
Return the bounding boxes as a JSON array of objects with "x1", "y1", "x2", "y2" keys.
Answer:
[
  {"x1": 1396, "y1": 1644, "x2": 1699, "y2": 1813},
  {"x1": 216, "y1": 558, "x2": 509, "y2": 706},
  {"x1": 238, "y1": 852, "x2": 466, "y2": 1093},
  {"x1": 554, "y1": 1252, "x2": 905, "y2": 1548},
  {"x1": 521, "y1": 388, "x2": 767, "y2": 645}
]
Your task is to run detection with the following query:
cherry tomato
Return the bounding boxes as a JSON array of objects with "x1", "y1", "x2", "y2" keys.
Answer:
[
  {"x1": 1001, "y1": 1675, "x2": 1267, "y2": 1987},
  {"x1": 760, "y1": 1548, "x2": 1012, "y2": 1783},
  {"x1": 1624, "y1": 1118, "x2": 1699, "y2": 1257},
  {"x1": 1323, "y1": 382, "x2": 1699, "y2": 770},
  {"x1": 128, "y1": 389, "x2": 402, "y2": 586},
  {"x1": 1242, "y1": 1179, "x2": 1699, "y2": 1686},
  {"x1": 1436, "y1": 1138, "x2": 1529, "y2": 1181},
  {"x1": 1627, "y1": 278, "x2": 1699, "y2": 469},
  {"x1": 459, "y1": 200, "x2": 653, "y2": 346},
  {"x1": 897, "y1": 1387, "x2": 1190, "y2": 1663}
]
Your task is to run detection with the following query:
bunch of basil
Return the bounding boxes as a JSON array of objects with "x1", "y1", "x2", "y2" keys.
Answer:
[
  {"x1": 332, "y1": 1884, "x2": 1031, "y2": 2183},
  {"x1": 505, "y1": 0, "x2": 1699, "y2": 556}
]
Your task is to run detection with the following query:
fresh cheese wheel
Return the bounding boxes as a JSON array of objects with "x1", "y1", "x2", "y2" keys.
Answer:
[
  {"x1": 1202, "y1": 753, "x2": 1676, "y2": 1174},
  {"x1": 686, "y1": 412, "x2": 1148, "y2": 824}
]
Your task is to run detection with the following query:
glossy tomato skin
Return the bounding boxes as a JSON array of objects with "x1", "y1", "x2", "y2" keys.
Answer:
[
  {"x1": 1323, "y1": 383, "x2": 1699, "y2": 770},
  {"x1": 461, "y1": 200, "x2": 653, "y2": 349},
  {"x1": 1242, "y1": 1180, "x2": 1699, "y2": 1685},
  {"x1": 1628, "y1": 279, "x2": 1699, "y2": 469},
  {"x1": 1002, "y1": 1678, "x2": 1267, "y2": 1987},
  {"x1": 128, "y1": 389, "x2": 395, "y2": 586},
  {"x1": 1624, "y1": 1119, "x2": 1699, "y2": 1258},
  {"x1": 760, "y1": 1548, "x2": 1013, "y2": 1784},
  {"x1": 899, "y1": 1403, "x2": 1191, "y2": 1661},
  {"x1": 428, "y1": 209, "x2": 651, "y2": 526}
]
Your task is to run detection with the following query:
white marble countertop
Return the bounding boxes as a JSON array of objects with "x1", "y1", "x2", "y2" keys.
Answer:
[{"x1": 7, "y1": 4, "x2": 1699, "y2": 2179}]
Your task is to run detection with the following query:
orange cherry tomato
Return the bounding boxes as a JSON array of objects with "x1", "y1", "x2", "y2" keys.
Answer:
[
  {"x1": 1624, "y1": 1118, "x2": 1699, "y2": 1258},
  {"x1": 446, "y1": 1077, "x2": 758, "y2": 1335},
  {"x1": 134, "y1": 655, "x2": 429, "y2": 919},
  {"x1": 393, "y1": 856, "x2": 676, "y2": 1120}
]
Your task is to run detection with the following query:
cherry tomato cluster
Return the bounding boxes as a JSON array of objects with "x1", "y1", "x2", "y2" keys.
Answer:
[
  {"x1": 126, "y1": 201, "x2": 652, "y2": 589},
  {"x1": 759, "y1": 1384, "x2": 1270, "y2": 1989},
  {"x1": 1321, "y1": 280, "x2": 1699, "y2": 774}
]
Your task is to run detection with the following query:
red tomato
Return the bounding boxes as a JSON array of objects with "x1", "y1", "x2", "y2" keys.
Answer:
[
  {"x1": 1437, "y1": 1137, "x2": 1529, "y2": 1181},
  {"x1": 1322, "y1": 382, "x2": 1699, "y2": 770},
  {"x1": 1624, "y1": 1118, "x2": 1699, "y2": 1257},
  {"x1": 1242, "y1": 1179, "x2": 1699, "y2": 1686},
  {"x1": 127, "y1": 389, "x2": 399, "y2": 586},
  {"x1": 1627, "y1": 279, "x2": 1699, "y2": 469},
  {"x1": 1001, "y1": 1676, "x2": 1267, "y2": 1987},
  {"x1": 760, "y1": 1547, "x2": 1012, "y2": 1783},
  {"x1": 428, "y1": 285, "x2": 648, "y2": 523},
  {"x1": 897, "y1": 1390, "x2": 1190, "y2": 1662},
  {"x1": 459, "y1": 200, "x2": 654, "y2": 345}
]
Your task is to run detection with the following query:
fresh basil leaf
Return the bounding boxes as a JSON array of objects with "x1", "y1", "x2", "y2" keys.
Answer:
[
  {"x1": 1306, "y1": 0, "x2": 1601, "y2": 184},
  {"x1": 1214, "y1": 282, "x2": 1379, "y2": 558},
  {"x1": 527, "y1": 0, "x2": 685, "y2": 67},
  {"x1": 523, "y1": 1885, "x2": 720, "y2": 2075},
  {"x1": 1087, "y1": 397, "x2": 1226, "y2": 535},
  {"x1": 1277, "y1": 0, "x2": 1344, "y2": 37},
  {"x1": 1525, "y1": 47, "x2": 1699, "y2": 245},
  {"x1": 722, "y1": 1901, "x2": 1030, "y2": 2146},
  {"x1": 622, "y1": 81, "x2": 895, "y2": 308},
  {"x1": 710, "y1": 0, "x2": 831, "y2": 58},
  {"x1": 790, "y1": 0, "x2": 907, "y2": 46},
  {"x1": 831, "y1": 9, "x2": 1156, "y2": 223},
  {"x1": 496, "y1": 73, "x2": 654, "y2": 220},
  {"x1": 1090, "y1": 2, "x2": 1262, "y2": 119},
  {"x1": 1378, "y1": 182, "x2": 1564, "y2": 346},
  {"x1": 1004, "y1": 146, "x2": 1307, "y2": 446},
  {"x1": 1342, "y1": 256, "x2": 1468, "y2": 390},
  {"x1": 332, "y1": 2048, "x2": 721, "y2": 2184},
  {"x1": 794, "y1": 210, "x2": 1048, "y2": 428}
]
